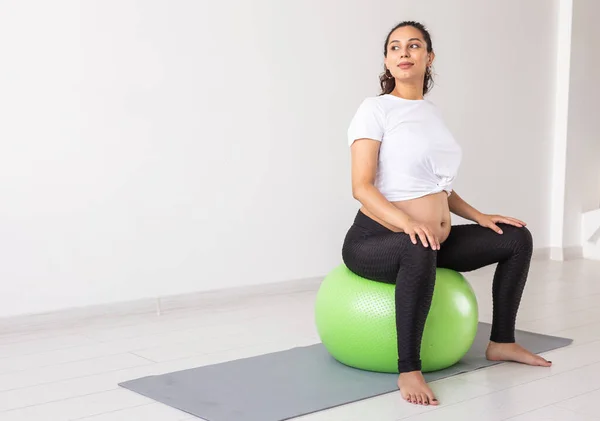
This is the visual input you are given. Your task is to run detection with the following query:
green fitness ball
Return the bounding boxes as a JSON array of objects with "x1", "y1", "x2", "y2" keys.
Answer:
[{"x1": 314, "y1": 264, "x2": 478, "y2": 373}]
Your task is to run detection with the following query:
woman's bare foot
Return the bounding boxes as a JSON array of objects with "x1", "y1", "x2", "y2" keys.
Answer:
[
  {"x1": 397, "y1": 371, "x2": 439, "y2": 405},
  {"x1": 485, "y1": 341, "x2": 552, "y2": 366}
]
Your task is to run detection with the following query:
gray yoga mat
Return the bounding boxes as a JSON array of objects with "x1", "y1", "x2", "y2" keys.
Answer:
[{"x1": 119, "y1": 322, "x2": 572, "y2": 421}]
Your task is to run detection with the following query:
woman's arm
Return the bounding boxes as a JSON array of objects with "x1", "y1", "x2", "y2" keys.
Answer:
[
  {"x1": 448, "y1": 190, "x2": 527, "y2": 233},
  {"x1": 351, "y1": 139, "x2": 411, "y2": 229},
  {"x1": 447, "y1": 190, "x2": 483, "y2": 223},
  {"x1": 351, "y1": 138, "x2": 440, "y2": 248}
]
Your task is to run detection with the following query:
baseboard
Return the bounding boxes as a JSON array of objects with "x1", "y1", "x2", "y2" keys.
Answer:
[
  {"x1": 0, "y1": 276, "x2": 324, "y2": 335},
  {"x1": 533, "y1": 247, "x2": 551, "y2": 260},
  {"x1": 547, "y1": 246, "x2": 584, "y2": 261}
]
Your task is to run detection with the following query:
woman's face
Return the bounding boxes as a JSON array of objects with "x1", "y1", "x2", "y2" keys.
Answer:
[{"x1": 384, "y1": 26, "x2": 434, "y2": 84}]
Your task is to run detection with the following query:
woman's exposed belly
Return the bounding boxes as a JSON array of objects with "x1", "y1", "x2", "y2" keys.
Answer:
[{"x1": 361, "y1": 191, "x2": 452, "y2": 243}]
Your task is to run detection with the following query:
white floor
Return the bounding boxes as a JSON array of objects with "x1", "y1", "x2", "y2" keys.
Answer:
[{"x1": 1, "y1": 259, "x2": 600, "y2": 420}]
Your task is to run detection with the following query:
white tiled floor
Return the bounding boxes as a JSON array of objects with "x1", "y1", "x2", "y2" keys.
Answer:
[{"x1": 1, "y1": 259, "x2": 600, "y2": 420}]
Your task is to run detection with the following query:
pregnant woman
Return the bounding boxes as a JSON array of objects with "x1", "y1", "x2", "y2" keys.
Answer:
[{"x1": 342, "y1": 20, "x2": 552, "y2": 406}]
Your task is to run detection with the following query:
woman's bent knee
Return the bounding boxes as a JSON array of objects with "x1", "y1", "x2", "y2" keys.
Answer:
[
  {"x1": 404, "y1": 241, "x2": 438, "y2": 261},
  {"x1": 499, "y1": 224, "x2": 533, "y2": 253}
]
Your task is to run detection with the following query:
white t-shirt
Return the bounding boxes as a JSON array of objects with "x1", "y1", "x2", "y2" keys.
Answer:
[{"x1": 347, "y1": 94, "x2": 462, "y2": 202}]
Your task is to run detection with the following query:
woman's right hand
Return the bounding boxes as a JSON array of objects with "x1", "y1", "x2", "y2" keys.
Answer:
[{"x1": 401, "y1": 218, "x2": 440, "y2": 250}]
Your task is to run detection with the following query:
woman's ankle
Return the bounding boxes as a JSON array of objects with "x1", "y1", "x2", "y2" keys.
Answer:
[
  {"x1": 398, "y1": 359, "x2": 422, "y2": 374},
  {"x1": 399, "y1": 370, "x2": 423, "y2": 377}
]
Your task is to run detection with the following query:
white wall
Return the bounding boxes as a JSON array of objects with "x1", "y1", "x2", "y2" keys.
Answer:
[
  {"x1": 563, "y1": 0, "x2": 600, "y2": 249},
  {"x1": 0, "y1": 0, "x2": 559, "y2": 318}
]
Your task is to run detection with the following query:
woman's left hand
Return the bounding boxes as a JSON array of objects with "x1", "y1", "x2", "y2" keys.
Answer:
[{"x1": 475, "y1": 213, "x2": 526, "y2": 234}]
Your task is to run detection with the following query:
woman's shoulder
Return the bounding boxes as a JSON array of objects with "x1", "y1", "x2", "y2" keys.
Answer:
[
  {"x1": 359, "y1": 93, "x2": 398, "y2": 105},
  {"x1": 352, "y1": 94, "x2": 396, "y2": 115},
  {"x1": 354, "y1": 94, "x2": 385, "y2": 108}
]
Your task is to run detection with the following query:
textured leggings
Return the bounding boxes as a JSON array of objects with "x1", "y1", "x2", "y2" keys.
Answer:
[{"x1": 342, "y1": 210, "x2": 533, "y2": 373}]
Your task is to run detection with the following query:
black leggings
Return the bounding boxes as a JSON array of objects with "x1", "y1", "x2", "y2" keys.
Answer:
[{"x1": 342, "y1": 210, "x2": 533, "y2": 373}]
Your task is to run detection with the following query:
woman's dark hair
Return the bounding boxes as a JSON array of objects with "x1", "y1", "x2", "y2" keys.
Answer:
[{"x1": 379, "y1": 21, "x2": 435, "y2": 96}]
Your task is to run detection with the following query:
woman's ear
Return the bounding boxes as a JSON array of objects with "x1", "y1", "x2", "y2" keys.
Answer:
[{"x1": 428, "y1": 51, "x2": 436, "y2": 66}]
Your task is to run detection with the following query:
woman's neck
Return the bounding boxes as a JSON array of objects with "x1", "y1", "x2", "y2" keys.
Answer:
[{"x1": 391, "y1": 83, "x2": 424, "y2": 101}]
